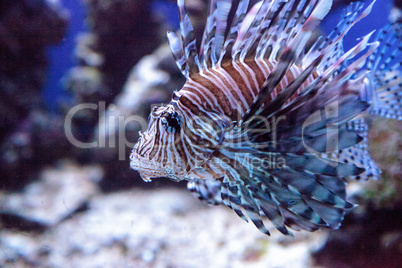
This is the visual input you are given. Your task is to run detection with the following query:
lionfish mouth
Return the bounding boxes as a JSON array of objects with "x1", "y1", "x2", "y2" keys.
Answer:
[
  {"x1": 129, "y1": 154, "x2": 161, "y2": 182},
  {"x1": 130, "y1": 149, "x2": 185, "y2": 183}
]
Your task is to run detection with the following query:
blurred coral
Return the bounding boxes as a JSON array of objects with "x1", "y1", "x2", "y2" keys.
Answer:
[
  {"x1": 0, "y1": 0, "x2": 68, "y2": 134},
  {"x1": 71, "y1": 0, "x2": 162, "y2": 106},
  {"x1": 62, "y1": 0, "x2": 166, "y2": 171},
  {"x1": 0, "y1": 0, "x2": 69, "y2": 189}
]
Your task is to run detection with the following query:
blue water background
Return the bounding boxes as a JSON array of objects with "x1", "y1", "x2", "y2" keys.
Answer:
[
  {"x1": 322, "y1": 0, "x2": 392, "y2": 50},
  {"x1": 152, "y1": 0, "x2": 180, "y2": 30},
  {"x1": 43, "y1": 0, "x2": 392, "y2": 111},
  {"x1": 43, "y1": 0, "x2": 86, "y2": 111}
]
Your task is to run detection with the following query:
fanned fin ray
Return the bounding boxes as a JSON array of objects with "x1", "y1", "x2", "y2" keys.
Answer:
[
  {"x1": 212, "y1": 0, "x2": 380, "y2": 236},
  {"x1": 366, "y1": 23, "x2": 402, "y2": 120},
  {"x1": 321, "y1": 117, "x2": 381, "y2": 180},
  {"x1": 187, "y1": 178, "x2": 222, "y2": 205}
]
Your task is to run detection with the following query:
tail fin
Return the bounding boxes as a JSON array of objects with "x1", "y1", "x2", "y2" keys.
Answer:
[{"x1": 366, "y1": 23, "x2": 402, "y2": 120}]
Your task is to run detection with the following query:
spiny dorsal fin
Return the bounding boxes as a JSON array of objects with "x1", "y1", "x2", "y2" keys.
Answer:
[
  {"x1": 238, "y1": 30, "x2": 376, "y2": 136},
  {"x1": 167, "y1": 31, "x2": 189, "y2": 77},
  {"x1": 220, "y1": 0, "x2": 250, "y2": 65},
  {"x1": 178, "y1": 0, "x2": 200, "y2": 75},
  {"x1": 200, "y1": 0, "x2": 219, "y2": 67},
  {"x1": 256, "y1": 0, "x2": 309, "y2": 61},
  {"x1": 304, "y1": 2, "x2": 365, "y2": 72},
  {"x1": 214, "y1": 0, "x2": 232, "y2": 64},
  {"x1": 200, "y1": 0, "x2": 233, "y2": 68},
  {"x1": 240, "y1": 0, "x2": 332, "y2": 123}
]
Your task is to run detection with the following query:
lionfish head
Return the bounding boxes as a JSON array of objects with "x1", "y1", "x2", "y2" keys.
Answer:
[{"x1": 130, "y1": 104, "x2": 186, "y2": 182}]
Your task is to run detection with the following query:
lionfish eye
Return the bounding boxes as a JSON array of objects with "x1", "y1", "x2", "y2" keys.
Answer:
[{"x1": 161, "y1": 111, "x2": 181, "y2": 133}]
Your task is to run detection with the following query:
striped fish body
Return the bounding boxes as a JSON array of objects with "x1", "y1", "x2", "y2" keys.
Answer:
[
  {"x1": 130, "y1": 0, "x2": 402, "y2": 236},
  {"x1": 181, "y1": 59, "x2": 317, "y2": 120},
  {"x1": 131, "y1": 59, "x2": 317, "y2": 181}
]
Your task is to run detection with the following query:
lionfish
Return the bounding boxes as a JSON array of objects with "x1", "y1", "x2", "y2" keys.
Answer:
[{"x1": 130, "y1": 0, "x2": 402, "y2": 236}]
